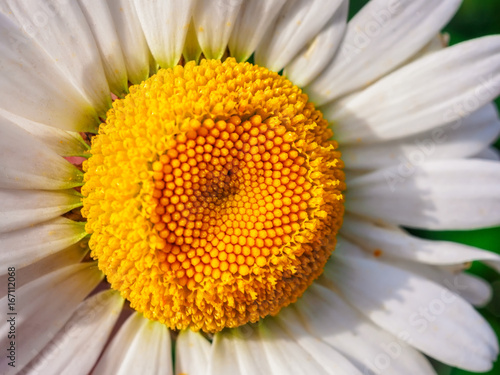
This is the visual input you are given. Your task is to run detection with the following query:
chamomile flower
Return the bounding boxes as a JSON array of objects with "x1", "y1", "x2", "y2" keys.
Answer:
[{"x1": 0, "y1": 0, "x2": 500, "y2": 374}]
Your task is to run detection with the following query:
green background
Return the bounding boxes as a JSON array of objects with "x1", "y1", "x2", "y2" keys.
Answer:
[{"x1": 348, "y1": 1, "x2": 500, "y2": 374}]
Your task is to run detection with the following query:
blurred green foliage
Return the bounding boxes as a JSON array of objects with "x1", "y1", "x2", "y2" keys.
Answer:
[{"x1": 347, "y1": 1, "x2": 500, "y2": 374}]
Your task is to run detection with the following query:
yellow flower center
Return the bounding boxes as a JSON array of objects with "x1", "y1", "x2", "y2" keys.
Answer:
[{"x1": 82, "y1": 58, "x2": 345, "y2": 332}]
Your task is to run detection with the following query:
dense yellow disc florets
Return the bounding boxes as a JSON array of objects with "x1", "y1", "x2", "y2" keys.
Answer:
[{"x1": 82, "y1": 58, "x2": 345, "y2": 332}]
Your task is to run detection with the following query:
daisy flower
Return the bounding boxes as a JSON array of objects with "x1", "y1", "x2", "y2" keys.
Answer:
[{"x1": 1, "y1": 0, "x2": 500, "y2": 374}]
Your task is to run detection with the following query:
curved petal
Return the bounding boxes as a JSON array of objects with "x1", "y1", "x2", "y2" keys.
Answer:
[
  {"x1": 258, "y1": 319, "x2": 357, "y2": 375},
  {"x1": 341, "y1": 214, "x2": 500, "y2": 272},
  {"x1": 0, "y1": 189, "x2": 81, "y2": 233},
  {"x1": 347, "y1": 159, "x2": 500, "y2": 230},
  {"x1": 106, "y1": 0, "x2": 151, "y2": 84},
  {"x1": 0, "y1": 242, "x2": 88, "y2": 298},
  {"x1": 133, "y1": 0, "x2": 196, "y2": 69},
  {"x1": 23, "y1": 290, "x2": 124, "y2": 375},
  {"x1": 323, "y1": 35, "x2": 500, "y2": 144},
  {"x1": 255, "y1": 0, "x2": 344, "y2": 72},
  {"x1": 0, "y1": 109, "x2": 90, "y2": 157},
  {"x1": 324, "y1": 255, "x2": 498, "y2": 372},
  {"x1": 0, "y1": 13, "x2": 98, "y2": 132},
  {"x1": 284, "y1": 0, "x2": 348, "y2": 87},
  {"x1": 474, "y1": 147, "x2": 500, "y2": 161},
  {"x1": 209, "y1": 328, "x2": 274, "y2": 375},
  {"x1": 93, "y1": 312, "x2": 172, "y2": 375},
  {"x1": 175, "y1": 330, "x2": 211, "y2": 375},
  {"x1": 5, "y1": 0, "x2": 111, "y2": 117},
  {"x1": 193, "y1": 0, "x2": 244, "y2": 60},
  {"x1": 274, "y1": 309, "x2": 364, "y2": 374},
  {"x1": 0, "y1": 217, "x2": 87, "y2": 274},
  {"x1": 77, "y1": 0, "x2": 129, "y2": 95},
  {"x1": 307, "y1": 0, "x2": 461, "y2": 104},
  {"x1": 0, "y1": 262, "x2": 103, "y2": 375},
  {"x1": 341, "y1": 103, "x2": 500, "y2": 170},
  {"x1": 0, "y1": 118, "x2": 83, "y2": 190},
  {"x1": 228, "y1": 0, "x2": 286, "y2": 62},
  {"x1": 294, "y1": 283, "x2": 436, "y2": 375}
]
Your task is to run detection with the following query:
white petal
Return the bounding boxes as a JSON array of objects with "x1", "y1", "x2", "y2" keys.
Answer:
[
  {"x1": 175, "y1": 330, "x2": 211, "y2": 375},
  {"x1": 0, "y1": 262, "x2": 103, "y2": 374},
  {"x1": 228, "y1": 0, "x2": 286, "y2": 62},
  {"x1": 0, "y1": 189, "x2": 81, "y2": 232},
  {"x1": 77, "y1": 0, "x2": 129, "y2": 95},
  {"x1": 255, "y1": 0, "x2": 344, "y2": 72},
  {"x1": 258, "y1": 319, "x2": 353, "y2": 375},
  {"x1": 23, "y1": 290, "x2": 124, "y2": 375},
  {"x1": 452, "y1": 273, "x2": 492, "y2": 307},
  {"x1": 0, "y1": 109, "x2": 90, "y2": 157},
  {"x1": 0, "y1": 118, "x2": 83, "y2": 190},
  {"x1": 106, "y1": 0, "x2": 151, "y2": 84},
  {"x1": 341, "y1": 214, "x2": 500, "y2": 272},
  {"x1": 93, "y1": 312, "x2": 172, "y2": 375},
  {"x1": 0, "y1": 217, "x2": 87, "y2": 274},
  {"x1": 193, "y1": 0, "x2": 244, "y2": 60},
  {"x1": 341, "y1": 103, "x2": 500, "y2": 170},
  {"x1": 474, "y1": 147, "x2": 500, "y2": 161},
  {"x1": 284, "y1": 0, "x2": 348, "y2": 87},
  {"x1": 295, "y1": 283, "x2": 436, "y2": 375},
  {"x1": 0, "y1": 13, "x2": 99, "y2": 132},
  {"x1": 307, "y1": 0, "x2": 461, "y2": 104},
  {"x1": 0, "y1": 242, "x2": 88, "y2": 298},
  {"x1": 209, "y1": 328, "x2": 274, "y2": 375},
  {"x1": 339, "y1": 241, "x2": 493, "y2": 308},
  {"x1": 347, "y1": 159, "x2": 500, "y2": 230},
  {"x1": 324, "y1": 35, "x2": 500, "y2": 144},
  {"x1": 5, "y1": 0, "x2": 111, "y2": 117},
  {"x1": 324, "y1": 255, "x2": 498, "y2": 372},
  {"x1": 274, "y1": 309, "x2": 363, "y2": 374},
  {"x1": 133, "y1": 0, "x2": 195, "y2": 69}
]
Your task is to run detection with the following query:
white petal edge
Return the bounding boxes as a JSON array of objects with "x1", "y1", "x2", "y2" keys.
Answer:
[
  {"x1": 0, "y1": 109, "x2": 90, "y2": 157},
  {"x1": 0, "y1": 13, "x2": 99, "y2": 132},
  {"x1": 77, "y1": 0, "x2": 129, "y2": 95},
  {"x1": 474, "y1": 147, "x2": 500, "y2": 161},
  {"x1": 347, "y1": 159, "x2": 500, "y2": 230},
  {"x1": 284, "y1": 0, "x2": 348, "y2": 87},
  {"x1": 341, "y1": 214, "x2": 500, "y2": 272},
  {"x1": 5, "y1": 0, "x2": 111, "y2": 117},
  {"x1": 227, "y1": 0, "x2": 286, "y2": 62},
  {"x1": 0, "y1": 242, "x2": 88, "y2": 299},
  {"x1": 175, "y1": 330, "x2": 211, "y2": 375},
  {"x1": 93, "y1": 312, "x2": 173, "y2": 375},
  {"x1": 133, "y1": 0, "x2": 195, "y2": 69},
  {"x1": 0, "y1": 262, "x2": 103, "y2": 374},
  {"x1": 255, "y1": 0, "x2": 344, "y2": 72},
  {"x1": 209, "y1": 328, "x2": 274, "y2": 375},
  {"x1": 337, "y1": 239, "x2": 493, "y2": 308},
  {"x1": 0, "y1": 217, "x2": 87, "y2": 274},
  {"x1": 193, "y1": 0, "x2": 244, "y2": 60},
  {"x1": 341, "y1": 102, "x2": 500, "y2": 170},
  {"x1": 324, "y1": 255, "x2": 498, "y2": 372},
  {"x1": 258, "y1": 318, "x2": 356, "y2": 375},
  {"x1": 306, "y1": 0, "x2": 461, "y2": 104},
  {"x1": 273, "y1": 309, "x2": 364, "y2": 374},
  {"x1": 0, "y1": 189, "x2": 81, "y2": 233},
  {"x1": 23, "y1": 290, "x2": 124, "y2": 375},
  {"x1": 0, "y1": 118, "x2": 83, "y2": 190},
  {"x1": 323, "y1": 35, "x2": 500, "y2": 144},
  {"x1": 294, "y1": 283, "x2": 436, "y2": 375},
  {"x1": 106, "y1": 0, "x2": 151, "y2": 84}
]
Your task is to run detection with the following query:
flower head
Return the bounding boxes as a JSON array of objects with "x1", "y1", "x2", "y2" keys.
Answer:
[{"x1": 1, "y1": 0, "x2": 500, "y2": 374}]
